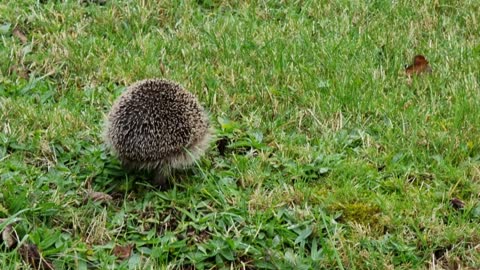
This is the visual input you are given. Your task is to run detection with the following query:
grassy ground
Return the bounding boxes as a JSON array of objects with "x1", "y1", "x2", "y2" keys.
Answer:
[{"x1": 1, "y1": 0, "x2": 480, "y2": 269}]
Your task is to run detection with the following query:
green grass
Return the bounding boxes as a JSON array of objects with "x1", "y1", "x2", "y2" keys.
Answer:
[{"x1": 1, "y1": 0, "x2": 480, "y2": 269}]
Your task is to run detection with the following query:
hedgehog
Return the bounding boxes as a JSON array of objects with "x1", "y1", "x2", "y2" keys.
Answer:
[{"x1": 104, "y1": 79, "x2": 212, "y2": 187}]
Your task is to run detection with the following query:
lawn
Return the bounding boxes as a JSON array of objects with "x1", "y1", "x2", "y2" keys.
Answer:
[{"x1": 1, "y1": 0, "x2": 480, "y2": 269}]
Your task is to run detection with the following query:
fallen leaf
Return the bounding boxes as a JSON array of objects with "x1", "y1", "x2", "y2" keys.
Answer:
[
  {"x1": 85, "y1": 191, "x2": 113, "y2": 204},
  {"x1": 12, "y1": 27, "x2": 28, "y2": 44},
  {"x1": 450, "y1": 197, "x2": 465, "y2": 210},
  {"x1": 2, "y1": 224, "x2": 17, "y2": 249},
  {"x1": 0, "y1": 218, "x2": 19, "y2": 249},
  {"x1": 113, "y1": 244, "x2": 133, "y2": 260},
  {"x1": 405, "y1": 55, "x2": 432, "y2": 77},
  {"x1": 18, "y1": 243, "x2": 55, "y2": 270},
  {"x1": 8, "y1": 65, "x2": 29, "y2": 79}
]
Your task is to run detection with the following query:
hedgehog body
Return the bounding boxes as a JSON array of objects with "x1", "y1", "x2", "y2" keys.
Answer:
[{"x1": 105, "y1": 79, "x2": 211, "y2": 184}]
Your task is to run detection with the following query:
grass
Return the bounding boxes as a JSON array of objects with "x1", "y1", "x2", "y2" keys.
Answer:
[{"x1": 0, "y1": 0, "x2": 480, "y2": 269}]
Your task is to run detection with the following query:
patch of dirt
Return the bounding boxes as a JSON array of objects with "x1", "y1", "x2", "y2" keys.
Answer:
[
  {"x1": 18, "y1": 243, "x2": 55, "y2": 270},
  {"x1": 184, "y1": 225, "x2": 211, "y2": 244}
]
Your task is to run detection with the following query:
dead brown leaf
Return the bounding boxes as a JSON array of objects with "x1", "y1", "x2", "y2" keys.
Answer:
[
  {"x1": 2, "y1": 224, "x2": 17, "y2": 249},
  {"x1": 12, "y1": 27, "x2": 28, "y2": 44},
  {"x1": 113, "y1": 244, "x2": 133, "y2": 260},
  {"x1": 405, "y1": 55, "x2": 432, "y2": 77},
  {"x1": 450, "y1": 197, "x2": 465, "y2": 210},
  {"x1": 8, "y1": 65, "x2": 29, "y2": 79},
  {"x1": 84, "y1": 191, "x2": 113, "y2": 204},
  {"x1": 18, "y1": 243, "x2": 55, "y2": 270},
  {"x1": 0, "y1": 218, "x2": 19, "y2": 249}
]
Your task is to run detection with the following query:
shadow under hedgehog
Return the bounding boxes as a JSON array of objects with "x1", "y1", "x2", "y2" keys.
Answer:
[{"x1": 104, "y1": 79, "x2": 212, "y2": 188}]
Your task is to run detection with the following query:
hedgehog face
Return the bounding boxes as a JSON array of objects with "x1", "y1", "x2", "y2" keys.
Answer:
[{"x1": 105, "y1": 79, "x2": 211, "y2": 171}]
